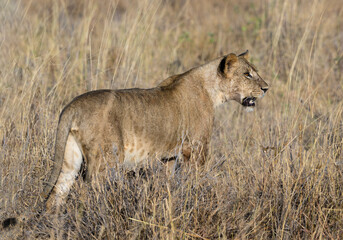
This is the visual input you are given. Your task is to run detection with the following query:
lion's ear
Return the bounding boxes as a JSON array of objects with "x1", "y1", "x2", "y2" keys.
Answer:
[
  {"x1": 218, "y1": 53, "x2": 238, "y2": 77},
  {"x1": 238, "y1": 50, "x2": 249, "y2": 60}
]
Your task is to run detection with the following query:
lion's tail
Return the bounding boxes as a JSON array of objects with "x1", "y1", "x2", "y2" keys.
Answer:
[
  {"x1": 42, "y1": 108, "x2": 74, "y2": 201},
  {"x1": 2, "y1": 108, "x2": 73, "y2": 229}
]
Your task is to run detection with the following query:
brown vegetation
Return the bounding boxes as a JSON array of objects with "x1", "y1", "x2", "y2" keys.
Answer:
[{"x1": 0, "y1": 0, "x2": 342, "y2": 239}]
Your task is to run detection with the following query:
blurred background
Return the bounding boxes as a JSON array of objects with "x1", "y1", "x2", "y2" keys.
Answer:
[{"x1": 0, "y1": 0, "x2": 342, "y2": 239}]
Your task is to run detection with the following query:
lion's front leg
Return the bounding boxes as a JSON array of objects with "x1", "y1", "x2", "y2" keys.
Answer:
[{"x1": 181, "y1": 139, "x2": 209, "y2": 166}]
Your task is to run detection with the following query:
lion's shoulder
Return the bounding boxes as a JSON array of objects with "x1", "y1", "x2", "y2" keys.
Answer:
[{"x1": 157, "y1": 74, "x2": 181, "y2": 88}]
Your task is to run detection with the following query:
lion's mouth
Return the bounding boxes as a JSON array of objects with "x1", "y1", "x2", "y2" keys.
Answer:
[{"x1": 242, "y1": 97, "x2": 256, "y2": 107}]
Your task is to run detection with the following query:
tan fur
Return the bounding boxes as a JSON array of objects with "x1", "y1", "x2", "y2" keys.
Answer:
[
  {"x1": 2, "y1": 51, "x2": 268, "y2": 228},
  {"x1": 43, "y1": 51, "x2": 268, "y2": 210}
]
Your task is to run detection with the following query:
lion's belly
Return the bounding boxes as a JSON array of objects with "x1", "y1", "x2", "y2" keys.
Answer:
[{"x1": 122, "y1": 136, "x2": 180, "y2": 169}]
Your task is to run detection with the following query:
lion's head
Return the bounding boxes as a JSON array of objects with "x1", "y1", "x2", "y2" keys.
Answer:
[{"x1": 217, "y1": 51, "x2": 268, "y2": 110}]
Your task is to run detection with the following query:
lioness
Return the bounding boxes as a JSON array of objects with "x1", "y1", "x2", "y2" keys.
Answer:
[{"x1": 2, "y1": 51, "x2": 268, "y2": 228}]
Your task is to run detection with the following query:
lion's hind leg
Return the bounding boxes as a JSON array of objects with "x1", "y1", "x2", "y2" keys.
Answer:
[{"x1": 46, "y1": 134, "x2": 83, "y2": 212}]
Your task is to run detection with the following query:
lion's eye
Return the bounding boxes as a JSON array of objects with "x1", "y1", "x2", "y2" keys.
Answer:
[{"x1": 244, "y1": 72, "x2": 252, "y2": 79}]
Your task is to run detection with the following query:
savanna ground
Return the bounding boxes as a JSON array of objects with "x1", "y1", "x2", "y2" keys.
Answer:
[{"x1": 0, "y1": 0, "x2": 343, "y2": 239}]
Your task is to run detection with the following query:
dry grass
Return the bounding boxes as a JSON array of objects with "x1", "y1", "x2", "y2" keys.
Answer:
[{"x1": 1, "y1": 0, "x2": 343, "y2": 239}]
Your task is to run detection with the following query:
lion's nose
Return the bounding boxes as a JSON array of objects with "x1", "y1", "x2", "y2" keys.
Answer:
[{"x1": 261, "y1": 87, "x2": 268, "y2": 93}]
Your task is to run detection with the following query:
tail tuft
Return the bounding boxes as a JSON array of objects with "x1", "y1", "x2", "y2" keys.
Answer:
[{"x1": 2, "y1": 217, "x2": 17, "y2": 228}]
